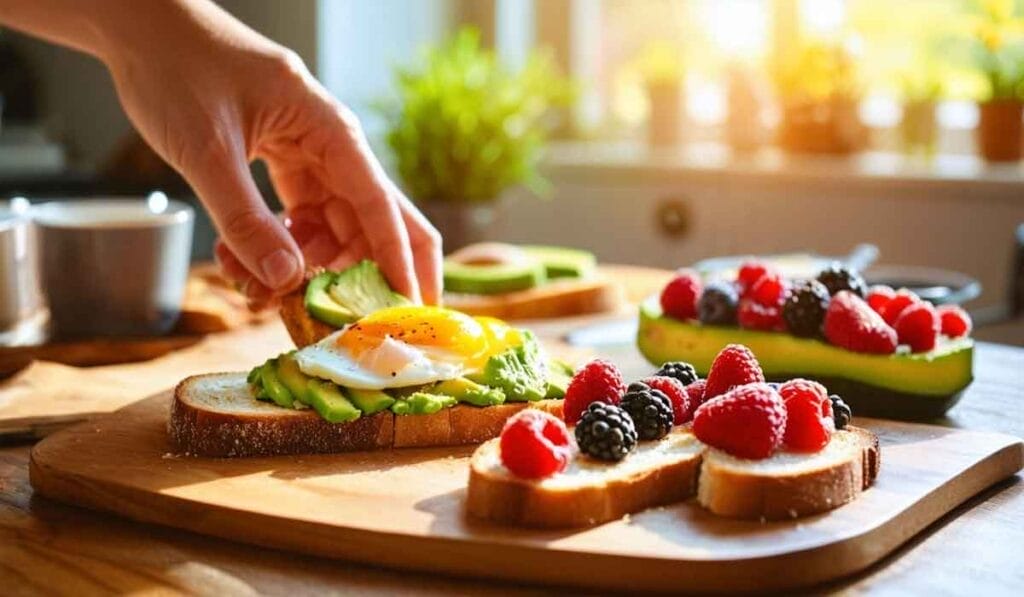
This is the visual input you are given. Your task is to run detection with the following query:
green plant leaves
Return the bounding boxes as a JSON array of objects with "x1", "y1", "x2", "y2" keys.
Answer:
[{"x1": 377, "y1": 27, "x2": 574, "y2": 204}]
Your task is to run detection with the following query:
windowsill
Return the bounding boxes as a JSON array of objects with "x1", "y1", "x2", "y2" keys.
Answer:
[{"x1": 542, "y1": 141, "x2": 1024, "y2": 192}]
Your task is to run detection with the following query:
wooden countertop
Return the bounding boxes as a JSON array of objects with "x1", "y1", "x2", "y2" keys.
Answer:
[{"x1": 1, "y1": 282, "x2": 1022, "y2": 594}]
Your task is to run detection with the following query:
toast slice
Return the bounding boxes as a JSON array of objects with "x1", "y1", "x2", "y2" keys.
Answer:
[
  {"x1": 466, "y1": 426, "x2": 879, "y2": 527},
  {"x1": 443, "y1": 277, "x2": 625, "y2": 320},
  {"x1": 168, "y1": 372, "x2": 563, "y2": 457},
  {"x1": 698, "y1": 426, "x2": 880, "y2": 520},
  {"x1": 466, "y1": 428, "x2": 704, "y2": 528},
  {"x1": 280, "y1": 287, "x2": 335, "y2": 349}
]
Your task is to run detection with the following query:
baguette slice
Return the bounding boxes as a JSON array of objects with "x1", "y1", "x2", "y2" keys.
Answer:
[
  {"x1": 169, "y1": 372, "x2": 563, "y2": 458},
  {"x1": 697, "y1": 426, "x2": 880, "y2": 520},
  {"x1": 466, "y1": 429, "x2": 704, "y2": 528}
]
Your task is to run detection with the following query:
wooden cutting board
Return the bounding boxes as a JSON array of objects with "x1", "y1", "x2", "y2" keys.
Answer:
[{"x1": 29, "y1": 393, "x2": 1023, "y2": 593}]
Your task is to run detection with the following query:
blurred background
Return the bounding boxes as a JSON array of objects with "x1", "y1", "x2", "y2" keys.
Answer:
[{"x1": 2, "y1": 0, "x2": 1023, "y2": 342}]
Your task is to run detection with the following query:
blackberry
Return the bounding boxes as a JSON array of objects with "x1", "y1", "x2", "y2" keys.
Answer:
[
  {"x1": 816, "y1": 263, "x2": 867, "y2": 298},
  {"x1": 621, "y1": 386, "x2": 674, "y2": 440},
  {"x1": 698, "y1": 281, "x2": 739, "y2": 325},
  {"x1": 783, "y1": 280, "x2": 831, "y2": 338},
  {"x1": 830, "y1": 394, "x2": 852, "y2": 430},
  {"x1": 654, "y1": 361, "x2": 698, "y2": 386},
  {"x1": 574, "y1": 402, "x2": 637, "y2": 461}
]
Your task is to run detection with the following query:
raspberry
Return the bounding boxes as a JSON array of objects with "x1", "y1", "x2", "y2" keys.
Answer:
[
  {"x1": 738, "y1": 299, "x2": 784, "y2": 331},
  {"x1": 654, "y1": 361, "x2": 699, "y2": 386},
  {"x1": 895, "y1": 301, "x2": 940, "y2": 353},
  {"x1": 499, "y1": 410, "x2": 572, "y2": 479},
  {"x1": 575, "y1": 402, "x2": 637, "y2": 461},
  {"x1": 704, "y1": 344, "x2": 765, "y2": 400},
  {"x1": 737, "y1": 261, "x2": 775, "y2": 296},
  {"x1": 824, "y1": 291, "x2": 897, "y2": 354},
  {"x1": 816, "y1": 264, "x2": 867, "y2": 298},
  {"x1": 879, "y1": 289, "x2": 920, "y2": 326},
  {"x1": 693, "y1": 383, "x2": 787, "y2": 459},
  {"x1": 621, "y1": 385, "x2": 674, "y2": 440},
  {"x1": 698, "y1": 281, "x2": 739, "y2": 325},
  {"x1": 636, "y1": 376, "x2": 691, "y2": 424},
  {"x1": 866, "y1": 285, "x2": 896, "y2": 314},
  {"x1": 938, "y1": 305, "x2": 972, "y2": 338},
  {"x1": 750, "y1": 272, "x2": 788, "y2": 307},
  {"x1": 779, "y1": 379, "x2": 834, "y2": 452},
  {"x1": 783, "y1": 280, "x2": 830, "y2": 338},
  {"x1": 830, "y1": 395, "x2": 852, "y2": 430},
  {"x1": 685, "y1": 379, "x2": 707, "y2": 413},
  {"x1": 660, "y1": 270, "x2": 703, "y2": 320},
  {"x1": 562, "y1": 359, "x2": 626, "y2": 425}
]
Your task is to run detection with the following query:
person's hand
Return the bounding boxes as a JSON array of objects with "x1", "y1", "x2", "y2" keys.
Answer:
[{"x1": 100, "y1": 1, "x2": 441, "y2": 308}]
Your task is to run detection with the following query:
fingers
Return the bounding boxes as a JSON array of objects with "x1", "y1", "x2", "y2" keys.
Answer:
[
  {"x1": 320, "y1": 104, "x2": 420, "y2": 303},
  {"x1": 391, "y1": 186, "x2": 443, "y2": 305},
  {"x1": 214, "y1": 240, "x2": 274, "y2": 310},
  {"x1": 188, "y1": 132, "x2": 305, "y2": 294}
]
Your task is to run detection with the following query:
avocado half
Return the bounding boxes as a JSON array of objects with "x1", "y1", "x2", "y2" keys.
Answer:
[{"x1": 637, "y1": 298, "x2": 974, "y2": 420}]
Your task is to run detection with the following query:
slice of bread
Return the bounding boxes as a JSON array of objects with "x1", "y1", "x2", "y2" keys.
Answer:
[
  {"x1": 280, "y1": 289, "x2": 335, "y2": 349},
  {"x1": 443, "y1": 277, "x2": 625, "y2": 320},
  {"x1": 168, "y1": 372, "x2": 563, "y2": 457},
  {"x1": 698, "y1": 427, "x2": 880, "y2": 520},
  {"x1": 466, "y1": 426, "x2": 879, "y2": 527},
  {"x1": 466, "y1": 429, "x2": 704, "y2": 528}
]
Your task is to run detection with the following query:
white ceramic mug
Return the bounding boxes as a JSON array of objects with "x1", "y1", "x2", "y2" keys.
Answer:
[
  {"x1": 33, "y1": 196, "x2": 194, "y2": 337},
  {"x1": 0, "y1": 200, "x2": 42, "y2": 332}
]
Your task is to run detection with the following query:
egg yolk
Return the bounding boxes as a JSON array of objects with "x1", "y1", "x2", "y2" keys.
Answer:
[{"x1": 337, "y1": 306, "x2": 519, "y2": 367}]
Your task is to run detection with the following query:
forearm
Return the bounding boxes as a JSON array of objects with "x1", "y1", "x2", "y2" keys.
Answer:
[{"x1": 0, "y1": 0, "x2": 253, "y2": 67}]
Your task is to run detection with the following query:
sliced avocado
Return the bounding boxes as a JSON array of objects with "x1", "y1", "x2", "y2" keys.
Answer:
[
  {"x1": 522, "y1": 245, "x2": 597, "y2": 279},
  {"x1": 247, "y1": 363, "x2": 264, "y2": 385},
  {"x1": 344, "y1": 387, "x2": 396, "y2": 415},
  {"x1": 544, "y1": 359, "x2": 573, "y2": 399},
  {"x1": 305, "y1": 271, "x2": 357, "y2": 327},
  {"x1": 259, "y1": 359, "x2": 295, "y2": 408},
  {"x1": 305, "y1": 380, "x2": 362, "y2": 423},
  {"x1": 391, "y1": 392, "x2": 458, "y2": 415},
  {"x1": 328, "y1": 260, "x2": 409, "y2": 318},
  {"x1": 277, "y1": 353, "x2": 313, "y2": 399},
  {"x1": 467, "y1": 331, "x2": 548, "y2": 402},
  {"x1": 443, "y1": 259, "x2": 546, "y2": 295},
  {"x1": 637, "y1": 297, "x2": 974, "y2": 420},
  {"x1": 433, "y1": 377, "x2": 506, "y2": 406}
]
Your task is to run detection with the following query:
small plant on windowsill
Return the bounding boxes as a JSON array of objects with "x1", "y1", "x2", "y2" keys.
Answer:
[
  {"x1": 895, "y1": 54, "x2": 946, "y2": 156},
  {"x1": 963, "y1": 0, "x2": 1024, "y2": 161},
  {"x1": 377, "y1": 28, "x2": 573, "y2": 249}
]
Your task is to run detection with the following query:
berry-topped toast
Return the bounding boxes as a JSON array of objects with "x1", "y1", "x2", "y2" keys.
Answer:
[
  {"x1": 466, "y1": 345, "x2": 880, "y2": 527},
  {"x1": 638, "y1": 262, "x2": 973, "y2": 419}
]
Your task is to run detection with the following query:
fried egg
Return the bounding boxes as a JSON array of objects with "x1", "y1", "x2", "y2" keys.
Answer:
[{"x1": 294, "y1": 305, "x2": 522, "y2": 390}]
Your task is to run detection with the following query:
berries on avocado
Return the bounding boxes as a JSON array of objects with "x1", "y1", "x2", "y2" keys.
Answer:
[
  {"x1": 698, "y1": 281, "x2": 739, "y2": 325},
  {"x1": 783, "y1": 280, "x2": 830, "y2": 338},
  {"x1": 816, "y1": 264, "x2": 867, "y2": 298},
  {"x1": 660, "y1": 270, "x2": 702, "y2": 320}
]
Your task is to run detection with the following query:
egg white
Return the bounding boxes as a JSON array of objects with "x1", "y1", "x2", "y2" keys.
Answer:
[{"x1": 294, "y1": 328, "x2": 467, "y2": 390}]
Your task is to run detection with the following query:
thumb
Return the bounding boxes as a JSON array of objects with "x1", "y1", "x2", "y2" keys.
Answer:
[{"x1": 187, "y1": 141, "x2": 304, "y2": 292}]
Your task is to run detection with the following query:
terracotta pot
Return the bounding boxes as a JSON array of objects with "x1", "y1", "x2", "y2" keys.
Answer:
[
  {"x1": 419, "y1": 201, "x2": 499, "y2": 252},
  {"x1": 900, "y1": 101, "x2": 937, "y2": 156},
  {"x1": 646, "y1": 81, "x2": 683, "y2": 148},
  {"x1": 777, "y1": 97, "x2": 865, "y2": 155},
  {"x1": 976, "y1": 100, "x2": 1023, "y2": 162}
]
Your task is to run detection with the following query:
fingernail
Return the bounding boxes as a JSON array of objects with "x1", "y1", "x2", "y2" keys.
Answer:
[{"x1": 260, "y1": 249, "x2": 300, "y2": 289}]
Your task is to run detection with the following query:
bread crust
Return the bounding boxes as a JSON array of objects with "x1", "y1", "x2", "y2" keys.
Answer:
[
  {"x1": 168, "y1": 373, "x2": 565, "y2": 458},
  {"x1": 697, "y1": 426, "x2": 880, "y2": 520},
  {"x1": 279, "y1": 287, "x2": 335, "y2": 348},
  {"x1": 467, "y1": 449, "x2": 701, "y2": 528}
]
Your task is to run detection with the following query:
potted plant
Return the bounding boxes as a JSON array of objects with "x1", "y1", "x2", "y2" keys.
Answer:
[
  {"x1": 897, "y1": 61, "x2": 945, "y2": 156},
  {"x1": 965, "y1": 0, "x2": 1024, "y2": 161},
  {"x1": 635, "y1": 41, "x2": 685, "y2": 148},
  {"x1": 378, "y1": 28, "x2": 573, "y2": 250},
  {"x1": 773, "y1": 43, "x2": 865, "y2": 154}
]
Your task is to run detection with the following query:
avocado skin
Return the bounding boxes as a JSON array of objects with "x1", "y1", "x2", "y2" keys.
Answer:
[
  {"x1": 304, "y1": 271, "x2": 357, "y2": 327},
  {"x1": 522, "y1": 245, "x2": 596, "y2": 279},
  {"x1": 637, "y1": 297, "x2": 973, "y2": 420},
  {"x1": 443, "y1": 260, "x2": 546, "y2": 295}
]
